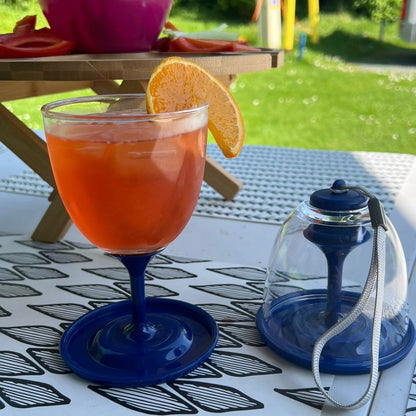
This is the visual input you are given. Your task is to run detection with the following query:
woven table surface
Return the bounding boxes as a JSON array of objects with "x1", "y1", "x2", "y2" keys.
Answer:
[
  {"x1": 1, "y1": 144, "x2": 415, "y2": 225},
  {"x1": 198, "y1": 145, "x2": 415, "y2": 223}
]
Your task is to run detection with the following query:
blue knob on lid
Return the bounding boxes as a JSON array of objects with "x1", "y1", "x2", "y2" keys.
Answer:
[{"x1": 309, "y1": 179, "x2": 368, "y2": 211}]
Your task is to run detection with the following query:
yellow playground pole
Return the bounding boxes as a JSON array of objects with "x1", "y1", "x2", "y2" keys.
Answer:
[
  {"x1": 283, "y1": 0, "x2": 319, "y2": 51},
  {"x1": 308, "y1": 0, "x2": 319, "y2": 43},
  {"x1": 283, "y1": 0, "x2": 296, "y2": 51}
]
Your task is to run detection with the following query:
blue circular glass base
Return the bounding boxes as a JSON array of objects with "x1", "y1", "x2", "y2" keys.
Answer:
[
  {"x1": 256, "y1": 289, "x2": 416, "y2": 375},
  {"x1": 60, "y1": 298, "x2": 218, "y2": 386}
]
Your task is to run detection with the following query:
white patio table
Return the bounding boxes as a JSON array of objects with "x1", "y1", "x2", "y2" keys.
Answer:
[{"x1": 0, "y1": 143, "x2": 416, "y2": 415}]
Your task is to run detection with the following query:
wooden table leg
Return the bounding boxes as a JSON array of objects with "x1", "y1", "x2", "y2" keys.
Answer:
[
  {"x1": 91, "y1": 80, "x2": 122, "y2": 95},
  {"x1": 0, "y1": 103, "x2": 55, "y2": 187},
  {"x1": 0, "y1": 103, "x2": 71, "y2": 242},
  {"x1": 204, "y1": 156, "x2": 243, "y2": 201},
  {"x1": 31, "y1": 190, "x2": 72, "y2": 242}
]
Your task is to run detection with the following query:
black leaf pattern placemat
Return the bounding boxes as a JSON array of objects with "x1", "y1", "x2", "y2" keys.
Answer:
[{"x1": 0, "y1": 233, "x2": 346, "y2": 415}]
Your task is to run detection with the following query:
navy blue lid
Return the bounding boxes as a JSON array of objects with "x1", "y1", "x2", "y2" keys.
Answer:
[{"x1": 310, "y1": 179, "x2": 368, "y2": 211}]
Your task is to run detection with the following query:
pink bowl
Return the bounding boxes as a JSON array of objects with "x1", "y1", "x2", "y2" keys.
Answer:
[{"x1": 39, "y1": 0, "x2": 173, "y2": 54}]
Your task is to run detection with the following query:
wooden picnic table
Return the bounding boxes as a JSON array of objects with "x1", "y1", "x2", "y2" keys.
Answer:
[{"x1": 0, "y1": 50, "x2": 284, "y2": 242}]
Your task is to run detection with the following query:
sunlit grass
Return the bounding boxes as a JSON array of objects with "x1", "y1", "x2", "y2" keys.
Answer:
[
  {"x1": 0, "y1": 0, "x2": 48, "y2": 32},
  {"x1": 232, "y1": 60, "x2": 416, "y2": 153}
]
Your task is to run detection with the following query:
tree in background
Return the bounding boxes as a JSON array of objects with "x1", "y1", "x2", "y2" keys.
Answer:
[
  {"x1": 173, "y1": 0, "x2": 255, "y2": 20},
  {"x1": 353, "y1": 0, "x2": 402, "y2": 40}
]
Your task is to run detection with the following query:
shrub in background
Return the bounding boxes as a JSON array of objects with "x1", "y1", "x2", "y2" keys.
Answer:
[
  {"x1": 173, "y1": 0, "x2": 255, "y2": 21},
  {"x1": 353, "y1": 0, "x2": 402, "y2": 40}
]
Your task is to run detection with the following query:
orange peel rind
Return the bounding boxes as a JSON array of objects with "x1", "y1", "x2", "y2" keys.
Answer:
[{"x1": 146, "y1": 56, "x2": 244, "y2": 158}]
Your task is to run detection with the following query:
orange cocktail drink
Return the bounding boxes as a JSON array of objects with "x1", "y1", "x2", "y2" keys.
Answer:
[
  {"x1": 43, "y1": 95, "x2": 207, "y2": 254},
  {"x1": 40, "y1": 53, "x2": 247, "y2": 387}
]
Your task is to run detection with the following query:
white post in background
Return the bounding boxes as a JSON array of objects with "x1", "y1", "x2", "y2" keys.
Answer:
[{"x1": 258, "y1": 0, "x2": 282, "y2": 48}]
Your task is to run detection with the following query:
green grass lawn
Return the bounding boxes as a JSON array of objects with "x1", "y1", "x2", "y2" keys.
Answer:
[
  {"x1": 1, "y1": 2, "x2": 416, "y2": 154},
  {"x1": 233, "y1": 56, "x2": 416, "y2": 153}
]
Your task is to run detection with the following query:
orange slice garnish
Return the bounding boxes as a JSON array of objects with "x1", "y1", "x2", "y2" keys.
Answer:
[{"x1": 146, "y1": 56, "x2": 244, "y2": 158}]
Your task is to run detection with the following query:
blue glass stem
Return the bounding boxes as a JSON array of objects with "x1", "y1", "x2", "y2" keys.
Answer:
[
  {"x1": 304, "y1": 224, "x2": 371, "y2": 328},
  {"x1": 113, "y1": 252, "x2": 156, "y2": 339},
  {"x1": 324, "y1": 251, "x2": 346, "y2": 327}
]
